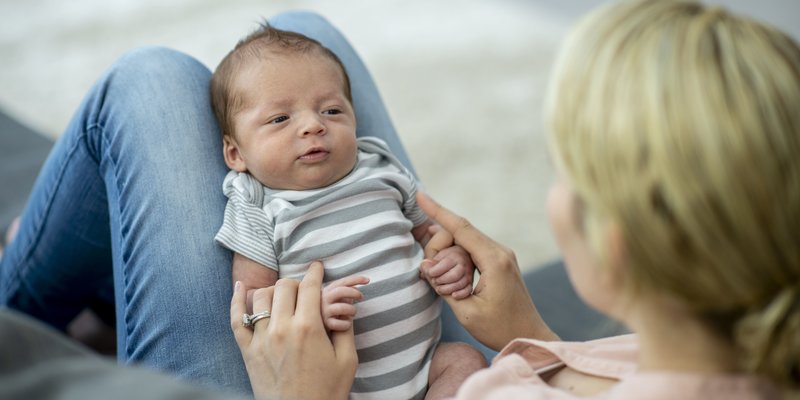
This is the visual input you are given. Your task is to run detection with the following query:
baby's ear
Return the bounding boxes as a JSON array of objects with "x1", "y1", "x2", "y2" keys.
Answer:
[{"x1": 222, "y1": 135, "x2": 247, "y2": 172}]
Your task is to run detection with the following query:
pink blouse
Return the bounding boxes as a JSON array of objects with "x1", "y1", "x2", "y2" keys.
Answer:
[{"x1": 453, "y1": 334, "x2": 780, "y2": 399}]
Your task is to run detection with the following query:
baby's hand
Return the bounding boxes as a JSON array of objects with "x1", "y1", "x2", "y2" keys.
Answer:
[
  {"x1": 420, "y1": 245, "x2": 475, "y2": 300},
  {"x1": 321, "y1": 275, "x2": 370, "y2": 332}
]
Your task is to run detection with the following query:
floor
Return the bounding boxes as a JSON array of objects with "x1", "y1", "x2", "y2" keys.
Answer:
[{"x1": 1, "y1": 0, "x2": 797, "y2": 270}]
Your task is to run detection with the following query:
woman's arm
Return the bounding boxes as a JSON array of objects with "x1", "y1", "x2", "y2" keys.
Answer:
[
  {"x1": 417, "y1": 193, "x2": 559, "y2": 350},
  {"x1": 230, "y1": 262, "x2": 357, "y2": 400},
  {"x1": 418, "y1": 193, "x2": 625, "y2": 396}
]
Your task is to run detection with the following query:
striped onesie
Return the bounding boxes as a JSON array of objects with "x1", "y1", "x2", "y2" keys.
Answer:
[{"x1": 215, "y1": 137, "x2": 441, "y2": 400}]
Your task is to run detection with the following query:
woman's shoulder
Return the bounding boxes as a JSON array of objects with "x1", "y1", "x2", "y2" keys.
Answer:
[
  {"x1": 497, "y1": 334, "x2": 639, "y2": 379},
  {"x1": 453, "y1": 335, "x2": 636, "y2": 400},
  {"x1": 456, "y1": 334, "x2": 780, "y2": 400}
]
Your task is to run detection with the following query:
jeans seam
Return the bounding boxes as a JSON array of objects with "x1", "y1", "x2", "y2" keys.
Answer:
[{"x1": 98, "y1": 124, "x2": 133, "y2": 360}]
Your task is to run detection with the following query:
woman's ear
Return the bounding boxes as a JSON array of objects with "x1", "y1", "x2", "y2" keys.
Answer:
[{"x1": 223, "y1": 135, "x2": 247, "y2": 172}]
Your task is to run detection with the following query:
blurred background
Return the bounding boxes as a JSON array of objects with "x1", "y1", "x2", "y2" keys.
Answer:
[{"x1": 1, "y1": 0, "x2": 798, "y2": 271}]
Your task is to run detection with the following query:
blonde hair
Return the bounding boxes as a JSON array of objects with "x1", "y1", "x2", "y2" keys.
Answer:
[{"x1": 546, "y1": 0, "x2": 800, "y2": 390}]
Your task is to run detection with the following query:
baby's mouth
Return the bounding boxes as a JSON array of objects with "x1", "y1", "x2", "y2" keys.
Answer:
[{"x1": 299, "y1": 147, "x2": 329, "y2": 161}]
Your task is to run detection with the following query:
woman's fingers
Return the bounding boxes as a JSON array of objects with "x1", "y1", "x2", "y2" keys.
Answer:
[
  {"x1": 230, "y1": 281, "x2": 253, "y2": 347},
  {"x1": 296, "y1": 261, "x2": 325, "y2": 318},
  {"x1": 246, "y1": 289, "x2": 257, "y2": 315},
  {"x1": 301, "y1": 262, "x2": 358, "y2": 371},
  {"x1": 271, "y1": 278, "x2": 299, "y2": 325},
  {"x1": 330, "y1": 325, "x2": 358, "y2": 371},
  {"x1": 423, "y1": 228, "x2": 454, "y2": 259},
  {"x1": 252, "y1": 286, "x2": 275, "y2": 333},
  {"x1": 416, "y1": 192, "x2": 557, "y2": 349},
  {"x1": 416, "y1": 192, "x2": 503, "y2": 270}
]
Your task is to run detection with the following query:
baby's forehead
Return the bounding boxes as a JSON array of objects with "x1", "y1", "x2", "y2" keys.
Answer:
[
  {"x1": 236, "y1": 45, "x2": 343, "y2": 80},
  {"x1": 230, "y1": 50, "x2": 348, "y2": 107},
  {"x1": 238, "y1": 40, "x2": 333, "y2": 67}
]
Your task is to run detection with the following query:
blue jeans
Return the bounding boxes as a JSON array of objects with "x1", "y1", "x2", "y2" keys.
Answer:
[{"x1": 0, "y1": 11, "x2": 418, "y2": 395}]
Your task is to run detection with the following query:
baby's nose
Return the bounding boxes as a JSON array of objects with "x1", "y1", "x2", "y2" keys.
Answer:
[{"x1": 299, "y1": 114, "x2": 325, "y2": 136}]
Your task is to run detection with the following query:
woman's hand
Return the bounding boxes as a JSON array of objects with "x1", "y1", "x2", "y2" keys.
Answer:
[
  {"x1": 417, "y1": 193, "x2": 559, "y2": 350},
  {"x1": 230, "y1": 262, "x2": 357, "y2": 400}
]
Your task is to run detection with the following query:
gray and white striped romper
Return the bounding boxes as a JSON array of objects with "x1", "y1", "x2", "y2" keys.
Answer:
[{"x1": 215, "y1": 137, "x2": 441, "y2": 400}]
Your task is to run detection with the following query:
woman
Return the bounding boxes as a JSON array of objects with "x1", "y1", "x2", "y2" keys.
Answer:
[
  {"x1": 2, "y1": 0, "x2": 798, "y2": 398},
  {"x1": 231, "y1": 1, "x2": 800, "y2": 399}
]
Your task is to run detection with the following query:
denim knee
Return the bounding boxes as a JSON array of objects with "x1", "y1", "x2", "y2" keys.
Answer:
[{"x1": 108, "y1": 46, "x2": 211, "y2": 89}]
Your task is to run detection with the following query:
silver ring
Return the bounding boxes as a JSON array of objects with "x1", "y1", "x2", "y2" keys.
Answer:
[{"x1": 242, "y1": 310, "x2": 271, "y2": 328}]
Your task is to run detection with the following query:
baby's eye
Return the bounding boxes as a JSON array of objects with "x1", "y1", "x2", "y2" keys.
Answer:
[
  {"x1": 268, "y1": 115, "x2": 289, "y2": 124},
  {"x1": 322, "y1": 108, "x2": 342, "y2": 115}
]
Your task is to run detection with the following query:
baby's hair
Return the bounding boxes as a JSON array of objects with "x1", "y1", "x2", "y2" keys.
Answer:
[
  {"x1": 210, "y1": 23, "x2": 352, "y2": 138},
  {"x1": 546, "y1": 0, "x2": 800, "y2": 390}
]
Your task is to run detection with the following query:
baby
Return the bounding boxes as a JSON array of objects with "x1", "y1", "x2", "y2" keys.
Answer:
[{"x1": 211, "y1": 25, "x2": 486, "y2": 399}]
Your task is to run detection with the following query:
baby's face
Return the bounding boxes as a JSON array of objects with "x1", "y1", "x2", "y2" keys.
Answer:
[{"x1": 224, "y1": 52, "x2": 357, "y2": 190}]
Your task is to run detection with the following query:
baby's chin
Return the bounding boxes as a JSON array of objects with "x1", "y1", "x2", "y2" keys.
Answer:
[{"x1": 284, "y1": 167, "x2": 355, "y2": 191}]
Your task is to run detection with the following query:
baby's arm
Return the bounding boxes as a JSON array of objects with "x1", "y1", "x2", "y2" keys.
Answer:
[
  {"x1": 413, "y1": 221, "x2": 475, "y2": 300},
  {"x1": 321, "y1": 275, "x2": 370, "y2": 332},
  {"x1": 232, "y1": 252, "x2": 278, "y2": 314}
]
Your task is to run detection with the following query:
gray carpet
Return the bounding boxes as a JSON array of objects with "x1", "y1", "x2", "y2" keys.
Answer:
[{"x1": 0, "y1": 110, "x2": 52, "y2": 232}]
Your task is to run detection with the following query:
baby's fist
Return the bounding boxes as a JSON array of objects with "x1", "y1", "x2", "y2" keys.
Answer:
[{"x1": 321, "y1": 275, "x2": 369, "y2": 331}]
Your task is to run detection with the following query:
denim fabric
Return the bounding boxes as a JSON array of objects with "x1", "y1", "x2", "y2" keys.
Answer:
[{"x1": 0, "y1": 10, "x2": 415, "y2": 396}]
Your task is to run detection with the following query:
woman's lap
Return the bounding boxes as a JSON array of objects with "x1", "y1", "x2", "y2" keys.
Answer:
[
  {"x1": 0, "y1": 10, "x2": 419, "y2": 395},
  {"x1": 1, "y1": 45, "x2": 250, "y2": 393}
]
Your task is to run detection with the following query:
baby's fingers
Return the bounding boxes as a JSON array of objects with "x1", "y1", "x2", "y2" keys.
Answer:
[
  {"x1": 327, "y1": 275, "x2": 370, "y2": 289},
  {"x1": 433, "y1": 276, "x2": 472, "y2": 296},
  {"x1": 323, "y1": 303, "x2": 357, "y2": 332},
  {"x1": 324, "y1": 303, "x2": 358, "y2": 319},
  {"x1": 424, "y1": 258, "x2": 456, "y2": 279},
  {"x1": 431, "y1": 263, "x2": 471, "y2": 285},
  {"x1": 323, "y1": 286, "x2": 365, "y2": 304},
  {"x1": 451, "y1": 286, "x2": 473, "y2": 300},
  {"x1": 325, "y1": 317, "x2": 354, "y2": 332}
]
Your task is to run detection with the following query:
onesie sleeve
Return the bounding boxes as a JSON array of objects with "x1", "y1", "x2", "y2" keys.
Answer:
[
  {"x1": 400, "y1": 175, "x2": 428, "y2": 228},
  {"x1": 214, "y1": 171, "x2": 279, "y2": 271},
  {"x1": 403, "y1": 178, "x2": 428, "y2": 226},
  {"x1": 357, "y1": 137, "x2": 429, "y2": 227}
]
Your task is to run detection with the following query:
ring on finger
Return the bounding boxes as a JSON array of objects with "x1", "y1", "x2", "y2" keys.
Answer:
[{"x1": 242, "y1": 310, "x2": 271, "y2": 328}]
